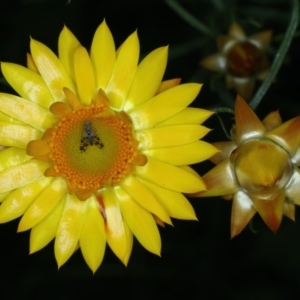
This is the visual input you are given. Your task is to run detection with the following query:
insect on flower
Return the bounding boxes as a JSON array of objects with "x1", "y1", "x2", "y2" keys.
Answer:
[{"x1": 80, "y1": 120, "x2": 104, "y2": 152}]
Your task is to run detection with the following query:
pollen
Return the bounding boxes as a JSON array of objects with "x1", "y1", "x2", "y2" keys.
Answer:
[{"x1": 28, "y1": 103, "x2": 146, "y2": 200}]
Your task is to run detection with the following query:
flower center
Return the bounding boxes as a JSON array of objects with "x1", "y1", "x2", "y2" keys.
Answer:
[
  {"x1": 227, "y1": 41, "x2": 267, "y2": 78},
  {"x1": 51, "y1": 106, "x2": 135, "y2": 188},
  {"x1": 27, "y1": 97, "x2": 147, "y2": 200},
  {"x1": 230, "y1": 139, "x2": 292, "y2": 199}
]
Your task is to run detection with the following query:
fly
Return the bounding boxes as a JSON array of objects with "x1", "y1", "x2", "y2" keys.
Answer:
[
  {"x1": 80, "y1": 121, "x2": 104, "y2": 152},
  {"x1": 83, "y1": 121, "x2": 94, "y2": 143}
]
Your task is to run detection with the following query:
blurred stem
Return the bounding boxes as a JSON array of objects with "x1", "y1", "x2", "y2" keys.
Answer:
[
  {"x1": 249, "y1": 0, "x2": 299, "y2": 110},
  {"x1": 212, "y1": 107, "x2": 234, "y2": 114},
  {"x1": 272, "y1": 30, "x2": 300, "y2": 43},
  {"x1": 211, "y1": 0, "x2": 225, "y2": 11},
  {"x1": 164, "y1": 0, "x2": 215, "y2": 37}
]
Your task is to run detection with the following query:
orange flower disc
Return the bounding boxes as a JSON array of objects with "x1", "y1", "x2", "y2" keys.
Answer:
[{"x1": 29, "y1": 104, "x2": 144, "y2": 200}]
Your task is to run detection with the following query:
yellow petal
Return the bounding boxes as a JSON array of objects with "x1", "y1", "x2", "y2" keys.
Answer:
[
  {"x1": 49, "y1": 102, "x2": 72, "y2": 118},
  {"x1": 232, "y1": 77, "x2": 256, "y2": 101},
  {"x1": 0, "y1": 177, "x2": 52, "y2": 223},
  {"x1": 129, "y1": 83, "x2": 201, "y2": 130},
  {"x1": 285, "y1": 169, "x2": 300, "y2": 205},
  {"x1": 143, "y1": 141, "x2": 218, "y2": 165},
  {"x1": 101, "y1": 188, "x2": 127, "y2": 264},
  {"x1": 1, "y1": 63, "x2": 54, "y2": 108},
  {"x1": 80, "y1": 197, "x2": 106, "y2": 273},
  {"x1": 0, "y1": 192, "x2": 10, "y2": 203},
  {"x1": 91, "y1": 20, "x2": 116, "y2": 90},
  {"x1": 283, "y1": 202, "x2": 295, "y2": 221},
  {"x1": 249, "y1": 30, "x2": 273, "y2": 52},
  {"x1": 73, "y1": 45, "x2": 96, "y2": 105},
  {"x1": 30, "y1": 195, "x2": 66, "y2": 253},
  {"x1": 0, "y1": 111, "x2": 23, "y2": 125},
  {"x1": 157, "y1": 107, "x2": 213, "y2": 127},
  {"x1": 251, "y1": 192, "x2": 285, "y2": 233},
  {"x1": 154, "y1": 215, "x2": 165, "y2": 227},
  {"x1": 135, "y1": 156, "x2": 206, "y2": 193},
  {"x1": 55, "y1": 194, "x2": 88, "y2": 268},
  {"x1": 136, "y1": 125, "x2": 210, "y2": 150},
  {"x1": 0, "y1": 159, "x2": 50, "y2": 193},
  {"x1": 121, "y1": 175, "x2": 171, "y2": 225},
  {"x1": 217, "y1": 35, "x2": 237, "y2": 52},
  {"x1": 27, "y1": 53, "x2": 39, "y2": 73},
  {"x1": 192, "y1": 159, "x2": 238, "y2": 197},
  {"x1": 105, "y1": 31, "x2": 139, "y2": 110},
  {"x1": 63, "y1": 87, "x2": 82, "y2": 111},
  {"x1": 180, "y1": 165, "x2": 203, "y2": 178},
  {"x1": 30, "y1": 39, "x2": 76, "y2": 103},
  {"x1": 0, "y1": 122, "x2": 42, "y2": 148},
  {"x1": 266, "y1": 116, "x2": 300, "y2": 157},
  {"x1": 235, "y1": 95, "x2": 266, "y2": 143},
  {"x1": 0, "y1": 93, "x2": 56, "y2": 131},
  {"x1": 139, "y1": 178, "x2": 197, "y2": 220},
  {"x1": 122, "y1": 220, "x2": 133, "y2": 266},
  {"x1": 115, "y1": 186, "x2": 161, "y2": 256},
  {"x1": 229, "y1": 22, "x2": 246, "y2": 40},
  {"x1": 201, "y1": 53, "x2": 226, "y2": 72},
  {"x1": 0, "y1": 147, "x2": 31, "y2": 172},
  {"x1": 209, "y1": 141, "x2": 236, "y2": 165},
  {"x1": 233, "y1": 140, "x2": 290, "y2": 196},
  {"x1": 262, "y1": 110, "x2": 282, "y2": 131},
  {"x1": 231, "y1": 191, "x2": 256, "y2": 238},
  {"x1": 18, "y1": 178, "x2": 67, "y2": 232},
  {"x1": 156, "y1": 78, "x2": 181, "y2": 94},
  {"x1": 124, "y1": 46, "x2": 168, "y2": 111},
  {"x1": 58, "y1": 26, "x2": 80, "y2": 79},
  {"x1": 294, "y1": 148, "x2": 300, "y2": 166}
]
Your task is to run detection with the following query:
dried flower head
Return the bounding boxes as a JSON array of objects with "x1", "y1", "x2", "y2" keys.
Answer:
[
  {"x1": 201, "y1": 23, "x2": 272, "y2": 101},
  {"x1": 192, "y1": 96, "x2": 300, "y2": 238}
]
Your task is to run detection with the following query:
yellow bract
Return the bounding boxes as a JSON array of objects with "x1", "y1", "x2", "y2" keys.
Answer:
[
  {"x1": 193, "y1": 96, "x2": 300, "y2": 237},
  {"x1": 233, "y1": 140, "x2": 291, "y2": 196}
]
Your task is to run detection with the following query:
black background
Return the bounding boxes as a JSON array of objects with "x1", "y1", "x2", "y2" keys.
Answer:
[{"x1": 1, "y1": 0, "x2": 300, "y2": 299}]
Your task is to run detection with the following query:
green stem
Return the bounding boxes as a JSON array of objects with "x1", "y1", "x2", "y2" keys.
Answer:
[
  {"x1": 249, "y1": 0, "x2": 299, "y2": 110},
  {"x1": 211, "y1": 107, "x2": 234, "y2": 114},
  {"x1": 164, "y1": 0, "x2": 215, "y2": 37},
  {"x1": 211, "y1": 107, "x2": 235, "y2": 140}
]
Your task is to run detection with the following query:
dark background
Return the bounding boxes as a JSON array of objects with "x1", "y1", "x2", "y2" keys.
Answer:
[{"x1": 1, "y1": 0, "x2": 300, "y2": 299}]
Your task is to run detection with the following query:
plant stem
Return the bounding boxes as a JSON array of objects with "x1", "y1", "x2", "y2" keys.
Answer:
[{"x1": 249, "y1": 0, "x2": 299, "y2": 110}]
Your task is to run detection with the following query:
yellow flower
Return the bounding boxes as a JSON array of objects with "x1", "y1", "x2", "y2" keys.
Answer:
[
  {"x1": 0, "y1": 21, "x2": 217, "y2": 272},
  {"x1": 201, "y1": 23, "x2": 272, "y2": 101},
  {"x1": 191, "y1": 95, "x2": 300, "y2": 238}
]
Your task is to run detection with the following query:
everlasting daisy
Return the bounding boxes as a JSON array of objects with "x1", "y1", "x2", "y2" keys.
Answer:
[
  {"x1": 0, "y1": 21, "x2": 217, "y2": 272},
  {"x1": 192, "y1": 95, "x2": 300, "y2": 238},
  {"x1": 201, "y1": 23, "x2": 272, "y2": 101}
]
